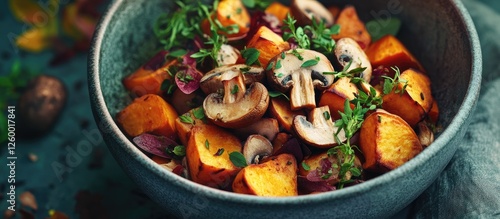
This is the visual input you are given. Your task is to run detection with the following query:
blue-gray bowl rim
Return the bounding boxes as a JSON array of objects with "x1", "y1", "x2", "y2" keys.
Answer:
[{"x1": 88, "y1": 0, "x2": 482, "y2": 205}]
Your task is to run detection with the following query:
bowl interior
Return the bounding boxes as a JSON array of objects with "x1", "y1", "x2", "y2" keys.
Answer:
[{"x1": 89, "y1": 0, "x2": 481, "y2": 218}]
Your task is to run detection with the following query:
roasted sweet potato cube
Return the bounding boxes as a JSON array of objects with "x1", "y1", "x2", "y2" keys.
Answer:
[
  {"x1": 247, "y1": 26, "x2": 290, "y2": 67},
  {"x1": 174, "y1": 107, "x2": 208, "y2": 146},
  {"x1": 359, "y1": 110, "x2": 422, "y2": 173},
  {"x1": 269, "y1": 96, "x2": 306, "y2": 132},
  {"x1": 232, "y1": 154, "x2": 298, "y2": 196},
  {"x1": 265, "y1": 2, "x2": 290, "y2": 23},
  {"x1": 298, "y1": 152, "x2": 329, "y2": 177},
  {"x1": 186, "y1": 125, "x2": 242, "y2": 188},
  {"x1": 332, "y1": 6, "x2": 371, "y2": 49},
  {"x1": 318, "y1": 77, "x2": 358, "y2": 120},
  {"x1": 366, "y1": 35, "x2": 425, "y2": 73},
  {"x1": 116, "y1": 94, "x2": 178, "y2": 139},
  {"x1": 327, "y1": 6, "x2": 341, "y2": 18},
  {"x1": 382, "y1": 69, "x2": 433, "y2": 127},
  {"x1": 201, "y1": 0, "x2": 250, "y2": 39},
  {"x1": 123, "y1": 59, "x2": 177, "y2": 97}
]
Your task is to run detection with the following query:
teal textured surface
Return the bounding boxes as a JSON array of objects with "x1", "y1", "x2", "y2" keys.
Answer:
[{"x1": 0, "y1": 0, "x2": 498, "y2": 218}]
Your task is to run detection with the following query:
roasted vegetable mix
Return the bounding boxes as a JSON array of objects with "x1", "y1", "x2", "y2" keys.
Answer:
[{"x1": 116, "y1": 0, "x2": 439, "y2": 196}]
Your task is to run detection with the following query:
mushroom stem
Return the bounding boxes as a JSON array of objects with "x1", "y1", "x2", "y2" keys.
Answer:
[
  {"x1": 290, "y1": 70, "x2": 316, "y2": 110},
  {"x1": 222, "y1": 74, "x2": 246, "y2": 104}
]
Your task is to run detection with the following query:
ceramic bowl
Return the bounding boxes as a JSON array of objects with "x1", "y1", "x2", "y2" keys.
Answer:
[{"x1": 88, "y1": 0, "x2": 481, "y2": 218}]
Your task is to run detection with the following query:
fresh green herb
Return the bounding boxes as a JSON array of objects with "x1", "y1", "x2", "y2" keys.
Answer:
[
  {"x1": 190, "y1": 1, "x2": 234, "y2": 65},
  {"x1": 266, "y1": 61, "x2": 274, "y2": 71},
  {"x1": 176, "y1": 71, "x2": 194, "y2": 83},
  {"x1": 167, "y1": 49, "x2": 188, "y2": 58},
  {"x1": 268, "y1": 91, "x2": 290, "y2": 100},
  {"x1": 179, "y1": 114, "x2": 194, "y2": 124},
  {"x1": 323, "y1": 111, "x2": 331, "y2": 120},
  {"x1": 193, "y1": 107, "x2": 205, "y2": 120},
  {"x1": 0, "y1": 60, "x2": 38, "y2": 143},
  {"x1": 351, "y1": 86, "x2": 383, "y2": 110},
  {"x1": 154, "y1": 1, "x2": 204, "y2": 51},
  {"x1": 205, "y1": 139, "x2": 210, "y2": 149},
  {"x1": 240, "y1": 66, "x2": 251, "y2": 73},
  {"x1": 160, "y1": 79, "x2": 176, "y2": 94},
  {"x1": 236, "y1": 7, "x2": 242, "y2": 14},
  {"x1": 301, "y1": 161, "x2": 311, "y2": 171},
  {"x1": 173, "y1": 145, "x2": 186, "y2": 156},
  {"x1": 275, "y1": 59, "x2": 282, "y2": 69},
  {"x1": 242, "y1": 0, "x2": 272, "y2": 10},
  {"x1": 366, "y1": 18, "x2": 402, "y2": 41},
  {"x1": 328, "y1": 100, "x2": 369, "y2": 189},
  {"x1": 323, "y1": 59, "x2": 366, "y2": 79},
  {"x1": 301, "y1": 56, "x2": 320, "y2": 68},
  {"x1": 229, "y1": 151, "x2": 248, "y2": 167},
  {"x1": 382, "y1": 66, "x2": 407, "y2": 95},
  {"x1": 241, "y1": 48, "x2": 261, "y2": 66},
  {"x1": 290, "y1": 49, "x2": 304, "y2": 60},
  {"x1": 214, "y1": 148, "x2": 225, "y2": 156},
  {"x1": 231, "y1": 85, "x2": 239, "y2": 94},
  {"x1": 280, "y1": 52, "x2": 286, "y2": 59},
  {"x1": 305, "y1": 18, "x2": 340, "y2": 53},
  {"x1": 275, "y1": 72, "x2": 284, "y2": 78},
  {"x1": 282, "y1": 14, "x2": 311, "y2": 49}
]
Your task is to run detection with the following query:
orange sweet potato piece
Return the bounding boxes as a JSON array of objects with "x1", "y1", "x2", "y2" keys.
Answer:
[
  {"x1": 123, "y1": 59, "x2": 177, "y2": 97},
  {"x1": 201, "y1": 0, "x2": 250, "y2": 39},
  {"x1": 332, "y1": 6, "x2": 371, "y2": 49},
  {"x1": 265, "y1": 2, "x2": 290, "y2": 23},
  {"x1": 116, "y1": 94, "x2": 178, "y2": 139},
  {"x1": 174, "y1": 107, "x2": 209, "y2": 146},
  {"x1": 269, "y1": 96, "x2": 306, "y2": 132},
  {"x1": 318, "y1": 77, "x2": 358, "y2": 120},
  {"x1": 186, "y1": 125, "x2": 242, "y2": 188},
  {"x1": 232, "y1": 153, "x2": 298, "y2": 196},
  {"x1": 382, "y1": 68, "x2": 433, "y2": 127},
  {"x1": 366, "y1": 35, "x2": 425, "y2": 73},
  {"x1": 247, "y1": 26, "x2": 290, "y2": 67},
  {"x1": 359, "y1": 110, "x2": 422, "y2": 173}
]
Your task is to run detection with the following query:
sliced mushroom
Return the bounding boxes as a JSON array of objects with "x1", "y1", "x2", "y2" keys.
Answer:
[
  {"x1": 267, "y1": 49, "x2": 335, "y2": 110},
  {"x1": 334, "y1": 38, "x2": 373, "y2": 82},
  {"x1": 292, "y1": 106, "x2": 346, "y2": 148},
  {"x1": 216, "y1": 44, "x2": 241, "y2": 66},
  {"x1": 234, "y1": 118, "x2": 279, "y2": 141},
  {"x1": 417, "y1": 122, "x2": 434, "y2": 147},
  {"x1": 203, "y1": 72, "x2": 269, "y2": 128},
  {"x1": 200, "y1": 64, "x2": 265, "y2": 95},
  {"x1": 243, "y1": 135, "x2": 273, "y2": 164},
  {"x1": 290, "y1": 0, "x2": 334, "y2": 26}
]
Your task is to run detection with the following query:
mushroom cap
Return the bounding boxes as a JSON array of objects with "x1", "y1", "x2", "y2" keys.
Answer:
[
  {"x1": 267, "y1": 49, "x2": 335, "y2": 92},
  {"x1": 292, "y1": 106, "x2": 346, "y2": 148},
  {"x1": 216, "y1": 44, "x2": 240, "y2": 66},
  {"x1": 290, "y1": 0, "x2": 334, "y2": 26},
  {"x1": 243, "y1": 135, "x2": 274, "y2": 164},
  {"x1": 203, "y1": 82, "x2": 269, "y2": 129},
  {"x1": 200, "y1": 64, "x2": 265, "y2": 95},
  {"x1": 234, "y1": 118, "x2": 279, "y2": 141},
  {"x1": 334, "y1": 38, "x2": 373, "y2": 82}
]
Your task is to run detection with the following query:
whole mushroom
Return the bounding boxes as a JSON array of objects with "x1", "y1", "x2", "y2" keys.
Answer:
[
  {"x1": 334, "y1": 38, "x2": 373, "y2": 82},
  {"x1": 290, "y1": 0, "x2": 334, "y2": 26},
  {"x1": 200, "y1": 64, "x2": 265, "y2": 95},
  {"x1": 242, "y1": 135, "x2": 273, "y2": 164},
  {"x1": 267, "y1": 49, "x2": 335, "y2": 110},
  {"x1": 203, "y1": 71, "x2": 269, "y2": 128},
  {"x1": 293, "y1": 106, "x2": 346, "y2": 148}
]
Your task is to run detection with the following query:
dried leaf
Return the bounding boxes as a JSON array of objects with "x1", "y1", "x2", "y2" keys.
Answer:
[
  {"x1": 47, "y1": 210, "x2": 69, "y2": 219},
  {"x1": 19, "y1": 191, "x2": 38, "y2": 210},
  {"x1": 9, "y1": 0, "x2": 45, "y2": 24}
]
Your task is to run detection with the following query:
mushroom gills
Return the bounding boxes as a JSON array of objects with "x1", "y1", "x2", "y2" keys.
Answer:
[{"x1": 243, "y1": 135, "x2": 274, "y2": 164}]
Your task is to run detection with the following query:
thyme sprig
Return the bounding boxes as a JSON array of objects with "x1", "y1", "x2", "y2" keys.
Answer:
[{"x1": 382, "y1": 66, "x2": 408, "y2": 95}]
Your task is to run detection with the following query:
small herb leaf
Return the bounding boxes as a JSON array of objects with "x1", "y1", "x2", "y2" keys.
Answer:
[{"x1": 229, "y1": 151, "x2": 248, "y2": 167}]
